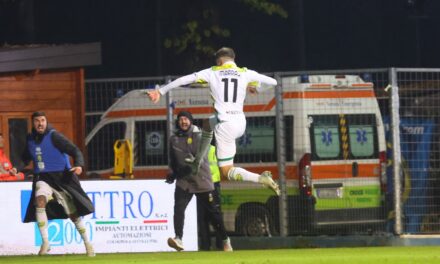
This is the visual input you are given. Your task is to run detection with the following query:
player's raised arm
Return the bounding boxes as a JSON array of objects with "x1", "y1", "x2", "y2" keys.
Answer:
[
  {"x1": 147, "y1": 73, "x2": 199, "y2": 103},
  {"x1": 248, "y1": 71, "x2": 277, "y2": 94}
]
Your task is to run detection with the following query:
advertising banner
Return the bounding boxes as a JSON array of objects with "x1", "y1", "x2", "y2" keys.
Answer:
[
  {"x1": 0, "y1": 180, "x2": 198, "y2": 255},
  {"x1": 384, "y1": 117, "x2": 435, "y2": 233}
]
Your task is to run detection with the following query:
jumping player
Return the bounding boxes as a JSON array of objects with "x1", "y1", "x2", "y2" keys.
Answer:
[{"x1": 147, "y1": 47, "x2": 280, "y2": 195}]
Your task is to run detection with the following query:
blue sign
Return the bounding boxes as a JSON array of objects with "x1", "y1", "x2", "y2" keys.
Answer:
[
  {"x1": 238, "y1": 132, "x2": 252, "y2": 147},
  {"x1": 384, "y1": 117, "x2": 435, "y2": 232},
  {"x1": 20, "y1": 190, "x2": 32, "y2": 222},
  {"x1": 321, "y1": 129, "x2": 333, "y2": 146},
  {"x1": 356, "y1": 129, "x2": 368, "y2": 145}
]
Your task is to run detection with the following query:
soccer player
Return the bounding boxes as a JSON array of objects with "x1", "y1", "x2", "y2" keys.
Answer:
[
  {"x1": 22, "y1": 112, "x2": 95, "y2": 257},
  {"x1": 147, "y1": 47, "x2": 280, "y2": 195}
]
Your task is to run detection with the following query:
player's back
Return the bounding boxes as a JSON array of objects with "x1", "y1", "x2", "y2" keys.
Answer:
[{"x1": 201, "y1": 63, "x2": 252, "y2": 121}]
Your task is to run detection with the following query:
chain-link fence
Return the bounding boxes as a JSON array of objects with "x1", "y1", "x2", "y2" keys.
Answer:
[
  {"x1": 393, "y1": 69, "x2": 440, "y2": 234},
  {"x1": 85, "y1": 68, "x2": 440, "y2": 237}
]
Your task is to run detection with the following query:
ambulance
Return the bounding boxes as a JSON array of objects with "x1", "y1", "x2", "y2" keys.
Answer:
[{"x1": 85, "y1": 75, "x2": 387, "y2": 235}]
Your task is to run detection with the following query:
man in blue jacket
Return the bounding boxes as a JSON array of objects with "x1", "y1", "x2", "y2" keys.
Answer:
[{"x1": 22, "y1": 111, "x2": 95, "y2": 257}]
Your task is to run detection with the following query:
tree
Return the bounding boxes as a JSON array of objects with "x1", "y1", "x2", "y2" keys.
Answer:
[{"x1": 162, "y1": 0, "x2": 288, "y2": 72}]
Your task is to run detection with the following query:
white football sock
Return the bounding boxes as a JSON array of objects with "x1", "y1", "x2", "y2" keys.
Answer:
[
  {"x1": 74, "y1": 217, "x2": 90, "y2": 243},
  {"x1": 227, "y1": 167, "x2": 259, "y2": 183},
  {"x1": 194, "y1": 130, "x2": 213, "y2": 165},
  {"x1": 36, "y1": 208, "x2": 49, "y2": 243}
]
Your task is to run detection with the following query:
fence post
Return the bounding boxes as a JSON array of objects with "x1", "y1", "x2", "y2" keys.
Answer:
[
  {"x1": 389, "y1": 68, "x2": 403, "y2": 235},
  {"x1": 165, "y1": 76, "x2": 174, "y2": 156},
  {"x1": 275, "y1": 73, "x2": 288, "y2": 237}
]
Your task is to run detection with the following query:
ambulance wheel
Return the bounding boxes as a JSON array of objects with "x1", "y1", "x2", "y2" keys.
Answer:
[{"x1": 236, "y1": 203, "x2": 274, "y2": 237}]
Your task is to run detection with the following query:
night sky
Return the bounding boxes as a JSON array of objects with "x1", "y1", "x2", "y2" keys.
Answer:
[{"x1": 1, "y1": 0, "x2": 440, "y2": 79}]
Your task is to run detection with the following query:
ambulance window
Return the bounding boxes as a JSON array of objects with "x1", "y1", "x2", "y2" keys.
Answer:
[
  {"x1": 87, "y1": 122, "x2": 126, "y2": 171},
  {"x1": 235, "y1": 116, "x2": 293, "y2": 163},
  {"x1": 135, "y1": 121, "x2": 167, "y2": 166},
  {"x1": 346, "y1": 114, "x2": 378, "y2": 158},
  {"x1": 310, "y1": 115, "x2": 341, "y2": 160}
]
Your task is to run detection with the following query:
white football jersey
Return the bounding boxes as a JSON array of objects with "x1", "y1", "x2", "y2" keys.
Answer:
[{"x1": 158, "y1": 61, "x2": 277, "y2": 121}]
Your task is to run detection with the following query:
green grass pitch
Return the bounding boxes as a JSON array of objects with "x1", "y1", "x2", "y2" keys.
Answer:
[{"x1": 1, "y1": 246, "x2": 439, "y2": 264}]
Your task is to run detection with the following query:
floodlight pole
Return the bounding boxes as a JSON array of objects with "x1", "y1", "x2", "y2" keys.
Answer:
[
  {"x1": 390, "y1": 68, "x2": 403, "y2": 235},
  {"x1": 275, "y1": 73, "x2": 289, "y2": 237},
  {"x1": 165, "y1": 76, "x2": 174, "y2": 159}
]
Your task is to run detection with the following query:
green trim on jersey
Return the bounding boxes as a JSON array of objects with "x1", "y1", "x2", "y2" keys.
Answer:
[
  {"x1": 195, "y1": 79, "x2": 207, "y2": 83},
  {"x1": 248, "y1": 81, "x2": 259, "y2": 87},
  {"x1": 217, "y1": 156, "x2": 234, "y2": 162},
  {"x1": 211, "y1": 64, "x2": 247, "y2": 72}
]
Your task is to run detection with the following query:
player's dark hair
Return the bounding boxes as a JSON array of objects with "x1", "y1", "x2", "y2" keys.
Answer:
[
  {"x1": 31, "y1": 111, "x2": 46, "y2": 120},
  {"x1": 214, "y1": 47, "x2": 235, "y2": 60}
]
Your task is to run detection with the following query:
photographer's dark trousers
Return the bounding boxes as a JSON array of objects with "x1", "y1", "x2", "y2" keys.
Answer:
[
  {"x1": 173, "y1": 185, "x2": 227, "y2": 244},
  {"x1": 198, "y1": 182, "x2": 223, "y2": 250}
]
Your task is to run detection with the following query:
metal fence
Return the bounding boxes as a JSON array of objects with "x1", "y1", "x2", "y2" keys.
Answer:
[
  {"x1": 392, "y1": 69, "x2": 440, "y2": 234},
  {"x1": 85, "y1": 68, "x2": 440, "y2": 237}
]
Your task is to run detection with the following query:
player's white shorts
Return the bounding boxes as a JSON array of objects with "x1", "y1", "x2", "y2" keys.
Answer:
[
  {"x1": 209, "y1": 115, "x2": 246, "y2": 167},
  {"x1": 35, "y1": 181, "x2": 77, "y2": 215}
]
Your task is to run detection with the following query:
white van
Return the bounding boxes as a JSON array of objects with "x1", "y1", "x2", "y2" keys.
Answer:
[{"x1": 85, "y1": 75, "x2": 387, "y2": 235}]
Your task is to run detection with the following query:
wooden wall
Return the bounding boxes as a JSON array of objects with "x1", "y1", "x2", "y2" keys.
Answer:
[{"x1": 0, "y1": 68, "x2": 85, "y2": 165}]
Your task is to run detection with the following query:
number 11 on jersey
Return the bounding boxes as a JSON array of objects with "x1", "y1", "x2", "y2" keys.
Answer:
[{"x1": 222, "y1": 78, "x2": 238, "y2": 103}]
